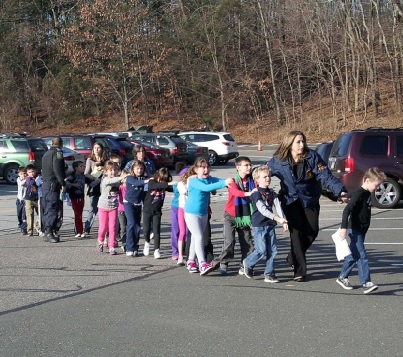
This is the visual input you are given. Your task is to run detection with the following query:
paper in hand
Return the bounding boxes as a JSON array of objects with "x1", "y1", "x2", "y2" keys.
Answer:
[{"x1": 331, "y1": 228, "x2": 352, "y2": 261}]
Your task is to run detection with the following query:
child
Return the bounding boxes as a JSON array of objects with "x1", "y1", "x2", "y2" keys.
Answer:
[
  {"x1": 96, "y1": 160, "x2": 127, "y2": 255},
  {"x1": 16, "y1": 167, "x2": 28, "y2": 235},
  {"x1": 124, "y1": 160, "x2": 148, "y2": 257},
  {"x1": 110, "y1": 154, "x2": 122, "y2": 171},
  {"x1": 176, "y1": 167, "x2": 194, "y2": 265},
  {"x1": 24, "y1": 165, "x2": 39, "y2": 236},
  {"x1": 184, "y1": 157, "x2": 233, "y2": 275},
  {"x1": 170, "y1": 162, "x2": 188, "y2": 261},
  {"x1": 35, "y1": 172, "x2": 45, "y2": 236},
  {"x1": 105, "y1": 154, "x2": 122, "y2": 248},
  {"x1": 143, "y1": 167, "x2": 177, "y2": 259},
  {"x1": 66, "y1": 161, "x2": 91, "y2": 238},
  {"x1": 218, "y1": 156, "x2": 257, "y2": 275},
  {"x1": 118, "y1": 169, "x2": 129, "y2": 252},
  {"x1": 242, "y1": 165, "x2": 288, "y2": 282},
  {"x1": 335, "y1": 167, "x2": 386, "y2": 294}
]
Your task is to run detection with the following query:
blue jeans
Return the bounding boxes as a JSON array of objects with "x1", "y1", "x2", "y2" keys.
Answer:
[
  {"x1": 84, "y1": 195, "x2": 99, "y2": 232},
  {"x1": 244, "y1": 226, "x2": 277, "y2": 276},
  {"x1": 339, "y1": 229, "x2": 371, "y2": 284},
  {"x1": 124, "y1": 202, "x2": 142, "y2": 253}
]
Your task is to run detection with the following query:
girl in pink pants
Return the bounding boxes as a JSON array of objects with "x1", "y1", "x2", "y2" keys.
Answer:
[{"x1": 97, "y1": 161, "x2": 127, "y2": 255}]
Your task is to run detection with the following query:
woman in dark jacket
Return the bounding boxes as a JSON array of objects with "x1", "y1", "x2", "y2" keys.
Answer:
[
  {"x1": 268, "y1": 131, "x2": 347, "y2": 281},
  {"x1": 83, "y1": 142, "x2": 109, "y2": 235}
]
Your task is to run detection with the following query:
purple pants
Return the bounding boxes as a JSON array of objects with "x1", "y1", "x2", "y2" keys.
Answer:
[{"x1": 170, "y1": 207, "x2": 180, "y2": 257}]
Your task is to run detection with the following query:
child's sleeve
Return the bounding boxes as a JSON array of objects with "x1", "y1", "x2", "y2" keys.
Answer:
[
  {"x1": 148, "y1": 180, "x2": 168, "y2": 190},
  {"x1": 273, "y1": 192, "x2": 286, "y2": 220},
  {"x1": 228, "y1": 182, "x2": 247, "y2": 197},
  {"x1": 189, "y1": 177, "x2": 226, "y2": 192},
  {"x1": 177, "y1": 182, "x2": 187, "y2": 194},
  {"x1": 252, "y1": 191, "x2": 276, "y2": 220},
  {"x1": 102, "y1": 177, "x2": 121, "y2": 187},
  {"x1": 340, "y1": 191, "x2": 358, "y2": 228},
  {"x1": 126, "y1": 176, "x2": 145, "y2": 187}
]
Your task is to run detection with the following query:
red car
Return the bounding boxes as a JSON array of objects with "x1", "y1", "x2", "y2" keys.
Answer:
[{"x1": 128, "y1": 140, "x2": 174, "y2": 169}]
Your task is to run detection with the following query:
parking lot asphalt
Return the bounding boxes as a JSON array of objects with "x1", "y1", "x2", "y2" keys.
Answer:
[{"x1": 0, "y1": 146, "x2": 402, "y2": 357}]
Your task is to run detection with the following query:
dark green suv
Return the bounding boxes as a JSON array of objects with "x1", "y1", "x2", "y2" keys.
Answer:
[{"x1": 0, "y1": 136, "x2": 48, "y2": 184}]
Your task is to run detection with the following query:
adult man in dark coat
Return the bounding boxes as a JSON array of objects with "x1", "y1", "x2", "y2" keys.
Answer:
[{"x1": 41, "y1": 137, "x2": 66, "y2": 243}]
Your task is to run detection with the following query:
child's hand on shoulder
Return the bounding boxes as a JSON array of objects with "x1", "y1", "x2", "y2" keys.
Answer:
[
  {"x1": 225, "y1": 178, "x2": 234, "y2": 186},
  {"x1": 245, "y1": 188, "x2": 258, "y2": 196}
]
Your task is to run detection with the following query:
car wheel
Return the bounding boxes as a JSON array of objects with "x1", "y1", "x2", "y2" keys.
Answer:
[
  {"x1": 371, "y1": 177, "x2": 401, "y2": 209},
  {"x1": 5, "y1": 164, "x2": 19, "y2": 185},
  {"x1": 208, "y1": 150, "x2": 218, "y2": 165}
]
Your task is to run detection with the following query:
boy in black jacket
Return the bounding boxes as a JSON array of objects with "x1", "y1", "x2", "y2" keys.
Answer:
[
  {"x1": 66, "y1": 161, "x2": 91, "y2": 237},
  {"x1": 336, "y1": 167, "x2": 387, "y2": 294}
]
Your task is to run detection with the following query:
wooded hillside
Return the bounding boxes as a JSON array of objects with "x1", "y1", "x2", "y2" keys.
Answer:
[{"x1": 1, "y1": 1, "x2": 403, "y2": 142}]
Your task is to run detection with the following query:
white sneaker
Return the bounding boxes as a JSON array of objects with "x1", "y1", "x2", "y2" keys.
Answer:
[
  {"x1": 75, "y1": 233, "x2": 81, "y2": 238},
  {"x1": 363, "y1": 281, "x2": 378, "y2": 294},
  {"x1": 80, "y1": 233, "x2": 86, "y2": 238},
  {"x1": 126, "y1": 251, "x2": 134, "y2": 257},
  {"x1": 150, "y1": 232, "x2": 154, "y2": 240},
  {"x1": 143, "y1": 242, "x2": 150, "y2": 256},
  {"x1": 154, "y1": 249, "x2": 161, "y2": 259}
]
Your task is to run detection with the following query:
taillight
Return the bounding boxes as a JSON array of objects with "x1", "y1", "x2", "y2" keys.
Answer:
[
  {"x1": 118, "y1": 149, "x2": 125, "y2": 156},
  {"x1": 171, "y1": 148, "x2": 179, "y2": 154},
  {"x1": 195, "y1": 148, "x2": 201, "y2": 154},
  {"x1": 64, "y1": 155, "x2": 75, "y2": 161},
  {"x1": 28, "y1": 152, "x2": 35, "y2": 162},
  {"x1": 222, "y1": 142, "x2": 230, "y2": 146},
  {"x1": 345, "y1": 158, "x2": 354, "y2": 173}
]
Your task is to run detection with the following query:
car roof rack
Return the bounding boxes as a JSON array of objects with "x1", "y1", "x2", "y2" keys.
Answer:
[{"x1": 156, "y1": 130, "x2": 180, "y2": 135}]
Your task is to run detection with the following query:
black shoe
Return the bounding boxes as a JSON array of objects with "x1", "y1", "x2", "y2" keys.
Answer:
[
  {"x1": 49, "y1": 237, "x2": 60, "y2": 243},
  {"x1": 293, "y1": 275, "x2": 306, "y2": 282}
]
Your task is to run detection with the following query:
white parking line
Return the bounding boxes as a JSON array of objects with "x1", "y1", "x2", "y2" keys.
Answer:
[
  {"x1": 365, "y1": 243, "x2": 403, "y2": 245},
  {"x1": 321, "y1": 217, "x2": 403, "y2": 221},
  {"x1": 322, "y1": 227, "x2": 403, "y2": 231}
]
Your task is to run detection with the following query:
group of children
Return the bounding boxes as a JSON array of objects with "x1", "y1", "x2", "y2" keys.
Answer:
[{"x1": 16, "y1": 152, "x2": 384, "y2": 294}]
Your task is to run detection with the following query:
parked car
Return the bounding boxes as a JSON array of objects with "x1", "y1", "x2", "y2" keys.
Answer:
[
  {"x1": 89, "y1": 135, "x2": 134, "y2": 167},
  {"x1": 0, "y1": 135, "x2": 48, "y2": 184},
  {"x1": 41, "y1": 134, "x2": 94, "y2": 159},
  {"x1": 63, "y1": 147, "x2": 85, "y2": 173},
  {"x1": 129, "y1": 132, "x2": 189, "y2": 164},
  {"x1": 179, "y1": 131, "x2": 239, "y2": 165},
  {"x1": 315, "y1": 140, "x2": 335, "y2": 199},
  {"x1": 128, "y1": 140, "x2": 174, "y2": 169},
  {"x1": 328, "y1": 128, "x2": 403, "y2": 208},
  {"x1": 315, "y1": 141, "x2": 334, "y2": 165},
  {"x1": 185, "y1": 141, "x2": 209, "y2": 164}
]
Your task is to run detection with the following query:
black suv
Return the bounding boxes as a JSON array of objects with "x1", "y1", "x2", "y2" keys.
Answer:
[
  {"x1": 0, "y1": 136, "x2": 48, "y2": 184},
  {"x1": 328, "y1": 128, "x2": 403, "y2": 208},
  {"x1": 130, "y1": 132, "x2": 189, "y2": 164}
]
